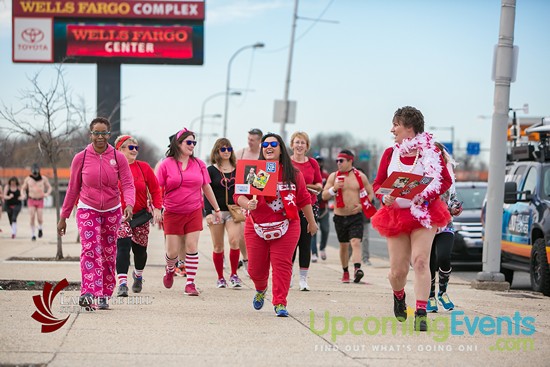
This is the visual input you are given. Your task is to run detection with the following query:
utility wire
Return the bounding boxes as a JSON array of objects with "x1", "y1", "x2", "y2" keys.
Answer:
[{"x1": 263, "y1": 0, "x2": 337, "y2": 54}]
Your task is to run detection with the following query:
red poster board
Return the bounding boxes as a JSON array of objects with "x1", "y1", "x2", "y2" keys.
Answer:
[
  {"x1": 375, "y1": 171, "x2": 433, "y2": 200},
  {"x1": 235, "y1": 160, "x2": 278, "y2": 197}
]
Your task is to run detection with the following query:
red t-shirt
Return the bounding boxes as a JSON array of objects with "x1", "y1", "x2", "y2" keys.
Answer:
[{"x1": 291, "y1": 158, "x2": 323, "y2": 204}]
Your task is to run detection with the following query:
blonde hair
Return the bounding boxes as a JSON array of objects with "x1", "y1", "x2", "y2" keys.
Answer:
[
  {"x1": 290, "y1": 131, "x2": 310, "y2": 152},
  {"x1": 114, "y1": 135, "x2": 138, "y2": 150}
]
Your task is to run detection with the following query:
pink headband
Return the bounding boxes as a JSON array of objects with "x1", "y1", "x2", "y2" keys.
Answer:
[
  {"x1": 176, "y1": 128, "x2": 192, "y2": 140},
  {"x1": 115, "y1": 135, "x2": 132, "y2": 150},
  {"x1": 337, "y1": 153, "x2": 354, "y2": 161}
]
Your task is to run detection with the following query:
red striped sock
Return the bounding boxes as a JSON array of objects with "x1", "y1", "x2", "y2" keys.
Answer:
[
  {"x1": 416, "y1": 300, "x2": 427, "y2": 311},
  {"x1": 393, "y1": 288, "x2": 405, "y2": 300},
  {"x1": 213, "y1": 251, "x2": 224, "y2": 279},
  {"x1": 185, "y1": 253, "x2": 199, "y2": 285},
  {"x1": 117, "y1": 274, "x2": 127, "y2": 285},
  {"x1": 165, "y1": 254, "x2": 178, "y2": 272},
  {"x1": 229, "y1": 248, "x2": 240, "y2": 276}
]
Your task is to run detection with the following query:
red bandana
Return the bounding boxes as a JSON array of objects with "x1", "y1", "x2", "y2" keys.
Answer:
[
  {"x1": 335, "y1": 168, "x2": 377, "y2": 218},
  {"x1": 115, "y1": 135, "x2": 131, "y2": 150}
]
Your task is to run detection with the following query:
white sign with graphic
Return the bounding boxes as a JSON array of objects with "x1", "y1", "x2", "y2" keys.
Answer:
[{"x1": 13, "y1": 18, "x2": 53, "y2": 62}]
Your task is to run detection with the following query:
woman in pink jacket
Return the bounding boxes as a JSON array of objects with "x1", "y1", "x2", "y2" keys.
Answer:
[{"x1": 57, "y1": 117, "x2": 135, "y2": 310}]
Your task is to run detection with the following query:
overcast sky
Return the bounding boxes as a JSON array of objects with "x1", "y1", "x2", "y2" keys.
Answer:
[{"x1": 1, "y1": 0, "x2": 549, "y2": 162}]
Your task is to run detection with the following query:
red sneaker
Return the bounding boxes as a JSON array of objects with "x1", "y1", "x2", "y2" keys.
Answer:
[
  {"x1": 184, "y1": 283, "x2": 200, "y2": 296},
  {"x1": 163, "y1": 267, "x2": 175, "y2": 289},
  {"x1": 342, "y1": 271, "x2": 350, "y2": 283}
]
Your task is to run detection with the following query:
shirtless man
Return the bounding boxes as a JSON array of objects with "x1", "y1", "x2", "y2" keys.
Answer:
[
  {"x1": 21, "y1": 164, "x2": 52, "y2": 241},
  {"x1": 235, "y1": 128, "x2": 263, "y2": 159},
  {"x1": 322, "y1": 150, "x2": 374, "y2": 284}
]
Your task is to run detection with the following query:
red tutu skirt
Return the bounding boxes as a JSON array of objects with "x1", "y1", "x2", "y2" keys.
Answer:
[{"x1": 371, "y1": 199, "x2": 451, "y2": 238}]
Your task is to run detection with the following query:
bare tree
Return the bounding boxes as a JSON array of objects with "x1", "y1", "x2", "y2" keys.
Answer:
[{"x1": 0, "y1": 65, "x2": 88, "y2": 259}]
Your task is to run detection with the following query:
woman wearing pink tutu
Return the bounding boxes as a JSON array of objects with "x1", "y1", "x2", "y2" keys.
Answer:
[{"x1": 371, "y1": 106, "x2": 452, "y2": 332}]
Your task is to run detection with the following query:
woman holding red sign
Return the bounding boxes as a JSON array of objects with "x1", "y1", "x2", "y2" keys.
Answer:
[
  {"x1": 371, "y1": 106, "x2": 452, "y2": 331},
  {"x1": 235, "y1": 133, "x2": 317, "y2": 317}
]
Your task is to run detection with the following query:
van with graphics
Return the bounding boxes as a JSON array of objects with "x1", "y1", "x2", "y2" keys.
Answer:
[{"x1": 487, "y1": 123, "x2": 550, "y2": 296}]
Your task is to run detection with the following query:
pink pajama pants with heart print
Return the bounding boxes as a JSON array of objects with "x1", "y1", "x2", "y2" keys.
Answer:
[{"x1": 77, "y1": 208, "x2": 122, "y2": 297}]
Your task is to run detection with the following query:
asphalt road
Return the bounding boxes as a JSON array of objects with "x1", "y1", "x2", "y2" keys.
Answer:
[{"x1": 323, "y1": 212, "x2": 532, "y2": 291}]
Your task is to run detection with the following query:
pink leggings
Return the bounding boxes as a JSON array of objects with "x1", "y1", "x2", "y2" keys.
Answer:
[{"x1": 77, "y1": 208, "x2": 122, "y2": 297}]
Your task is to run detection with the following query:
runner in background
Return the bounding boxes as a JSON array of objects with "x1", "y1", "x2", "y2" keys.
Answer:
[{"x1": 20, "y1": 164, "x2": 52, "y2": 241}]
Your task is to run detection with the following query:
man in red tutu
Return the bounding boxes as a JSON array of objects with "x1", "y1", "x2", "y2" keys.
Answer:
[
  {"x1": 371, "y1": 106, "x2": 452, "y2": 332},
  {"x1": 322, "y1": 150, "x2": 375, "y2": 284}
]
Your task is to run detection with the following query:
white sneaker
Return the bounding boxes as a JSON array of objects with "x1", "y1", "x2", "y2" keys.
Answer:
[
  {"x1": 299, "y1": 276, "x2": 310, "y2": 291},
  {"x1": 311, "y1": 254, "x2": 318, "y2": 263},
  {"x1": 241, "y1": 260, "x2": 249, "y2": 278},
  {"x1": 319, "y1": 250, "x2": 327, "y2": 260}
]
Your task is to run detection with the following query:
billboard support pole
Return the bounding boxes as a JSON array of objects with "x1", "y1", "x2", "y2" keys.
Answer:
[{"x1": 97, "y1": 63, "x2": 121, "y2": 144}]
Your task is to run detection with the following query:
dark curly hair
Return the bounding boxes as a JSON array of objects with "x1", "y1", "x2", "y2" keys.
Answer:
[
  {"x1": 393, "y1": 106, "x2": 424, "y2": 134},
  {"x1": 89, "y1": 117, "x2": 111, "y2": 131}
]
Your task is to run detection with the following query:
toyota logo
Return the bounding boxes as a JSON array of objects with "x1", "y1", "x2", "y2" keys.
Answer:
[{"x1": 21, "y1": 28, "x2": 44, "y2": 44}]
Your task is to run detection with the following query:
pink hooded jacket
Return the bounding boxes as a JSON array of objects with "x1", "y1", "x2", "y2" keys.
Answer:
[{"x1": 61, "y1": 144, "x2": 135, "y2": 218}]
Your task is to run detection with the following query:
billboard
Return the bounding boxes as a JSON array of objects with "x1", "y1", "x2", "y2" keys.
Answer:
[{"x1": 12, "y1": 0, "x2": 205, "y2": 64}]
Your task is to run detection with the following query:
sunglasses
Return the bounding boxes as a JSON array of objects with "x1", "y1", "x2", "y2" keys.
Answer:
[
  {"x1": 262, "y1": 141, "x2": 279, "y2": 148},
  {"x1": 336, "y1": 159, "x2": 346, "y2": 163},
  {"x1": 91, "y1": 131, "x2": 110, "y2": 136},
  {"x1": 183, "y1": 140, "x2": 197, "y2": 146},
  {"x1": 220, "y1": 147, "x2": 233, "y2": 152},
  {"x1": 127, "y1": 145, "x2": 139, "y2": 151}
]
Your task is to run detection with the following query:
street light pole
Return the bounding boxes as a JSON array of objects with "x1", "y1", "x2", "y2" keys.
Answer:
[
  {"x1": 222, "y1": 42, "x2": 265, "y2": 139},
  {"x1": 280, "y1": 0, "x2": 299, "y2": 142},
  {"x1": 200, "y1": 91, "x2": 241, "y2": 157},
  {"x1": 475, "y1": 0, "x2": 516, "y2": 288}
]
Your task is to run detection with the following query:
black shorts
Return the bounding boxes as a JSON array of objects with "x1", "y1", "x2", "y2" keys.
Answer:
[{"x1": 333, "y1": 213, "x2": 364, "y2": 243}]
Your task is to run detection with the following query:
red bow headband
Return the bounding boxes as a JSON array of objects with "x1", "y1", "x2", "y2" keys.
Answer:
[
  {"x1": 337, "y1": 153, "x2": 354, "y2": 161},
  {"x1": 176, "y1": 127, "x2": 193, "y2": 140},
  {"x1": 115, "y1": 135, "x2": 132, "y2": 150}
]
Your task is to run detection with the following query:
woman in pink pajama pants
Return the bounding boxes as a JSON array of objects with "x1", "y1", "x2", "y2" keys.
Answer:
[
  {"x1": 235, "y1": 133, "x2": 317, "y2": 317},
  {"x1": 58, "y1": 117, "x2": 135, "y2": 310}
]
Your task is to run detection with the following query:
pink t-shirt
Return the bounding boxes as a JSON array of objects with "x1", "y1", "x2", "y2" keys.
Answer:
[{"x1": 156, "y1": 157, "x2": 211, "y2": 214}]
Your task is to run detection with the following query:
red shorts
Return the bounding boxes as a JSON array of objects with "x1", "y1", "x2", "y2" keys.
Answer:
[
  {"x1": 27, "y1": 198, "x2": 44, "y2": 208},
  {"x1": 163, "y1": 208, "x2": 203, "y2": 235}
]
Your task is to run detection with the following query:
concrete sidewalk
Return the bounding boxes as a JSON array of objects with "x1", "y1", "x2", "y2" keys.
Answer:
[{"x1": 0, "y1": 208, "x2": 548, "y2": 367}]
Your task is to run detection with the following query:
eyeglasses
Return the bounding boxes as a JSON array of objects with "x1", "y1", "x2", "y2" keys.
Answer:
[
  {"x1": 91, "y1": 131, "x2": 110, "y2": 136},
  {"x1": 262, "y1": 141, "x2": 279, "y2": 148},
  {"x1": 184, "y1": 140, "x2": 197, "y2": 146},
  {"x1": 220, "y1": 147, "x2": 233, "y2": 152},
  {"x1": 336, "y1": 159, "x2": 346, "y2": 163},
  {"x1": 127, "y1": 145, "x2": 139, "y2": 151}
]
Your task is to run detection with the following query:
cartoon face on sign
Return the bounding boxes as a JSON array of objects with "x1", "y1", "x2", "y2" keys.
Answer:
[{"x1": 252, "y1": 170, "x2": 270, "y2": 191}]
